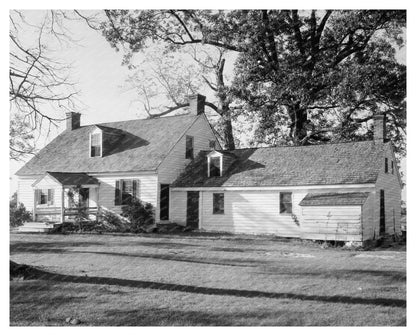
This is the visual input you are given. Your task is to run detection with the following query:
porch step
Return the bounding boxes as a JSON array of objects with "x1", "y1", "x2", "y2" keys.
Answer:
[{"x1": 18, "y1": 222, "x2": 60, "y2": 233}]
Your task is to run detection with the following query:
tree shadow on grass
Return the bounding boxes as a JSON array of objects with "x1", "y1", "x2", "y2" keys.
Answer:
[
  {"x1": 256, "y1": 268, "x2": 406, "y2": 283},
  {"x1": 71, "y1": 250, "x2": 266, "y2": 268},
  {"x1": 10, "y1": 241, "x2": 104, "y2": 254},
  {"x1": 17, "y1": 263, "x2": 406, "y2": 308},
  {"x1": 100, "y1": 307, "x2": 306, "y2": 326}
]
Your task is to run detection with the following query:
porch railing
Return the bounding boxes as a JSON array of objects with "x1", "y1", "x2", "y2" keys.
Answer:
[
  {"x1": 63, "y1": 207, "x2": 98, "y2": 216},
  {"x1": 35, "y1": 206, "x2": 99, "y2": 222}
]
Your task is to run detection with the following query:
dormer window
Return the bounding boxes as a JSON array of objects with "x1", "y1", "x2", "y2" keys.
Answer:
[
  {"x1": 90, "y1": 132, "x2": 102, "y2": 157},
  {"x1": 207, "y1": 151, "x2": 223, "y2": 177},
  {"x1": 210, "y1": 157, "x2": 221, "y2": 177},
  {"x1": 207, "y1": 150, "x2": 235, "y2": 178}
]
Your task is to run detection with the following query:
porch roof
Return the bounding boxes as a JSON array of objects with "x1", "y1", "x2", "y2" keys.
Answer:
[
  {"x1": 299, "y1": 192, "x2": 370, "y2": 206},
  {"x1": 33, "y1": 172, "x2": 100, "y2": 187}
]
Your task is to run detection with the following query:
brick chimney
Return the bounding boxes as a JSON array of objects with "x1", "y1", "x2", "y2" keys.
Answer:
[
  {"x1": 188, "y1": 94, "x2": 206, "y2": 115},
  {"x1": 66, "y1": 112, "x2": 81, "y2": 131},
  {"x1": 373, "y1": 114, "x2": 386, "y2": 142}
]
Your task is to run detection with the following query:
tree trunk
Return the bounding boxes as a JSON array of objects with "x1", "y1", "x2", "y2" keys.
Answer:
[
  {"x1": 288, "y1": 104, "x2": 308, "y2": 145},
  {"x1": 218, "y1": 109, "x2": 235, "y2": 150},
  {"x1": 216, "y1": 58, "x2": 236, "y2": 150}
]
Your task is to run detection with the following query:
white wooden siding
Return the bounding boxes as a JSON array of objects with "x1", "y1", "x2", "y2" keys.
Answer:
[
  {"x1": 171, "y1": 186, "x2": 376, "y2": 239},
  {"x1": 171, "y1": 190, "x2": 304, "y2": 236},
  {"x1": 17, "y1": 176, "x2": 42, "y2": 213},
  {"x1": 362, "y1": 192, "x2": 376, "y2": 240},
  {"x1": 301, "y1": 206, "x2": 362, "y2": 241},
  {"x1": 372, "y1": 143, "x2": 402, "y2": 238},
  {"x1": 157, "y1": 114, "x2": 219, "y2": 222},
  {"x1": 91, "y1": 173, "x2": 158, "y2": 214},
  {"x1": 170, "y1": 190, "x2": 187, "y2": 225}
]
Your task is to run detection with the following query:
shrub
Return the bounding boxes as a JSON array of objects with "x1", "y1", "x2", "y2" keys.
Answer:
[
  {"x1": 97, "y1": 209, "x2": 130, "y2": 232},
  {"x1": 121, "y1": 198, "x2": 155, "y2": 232},
  {"x1": 10, "y1": 195, "x2": 32, "y2": 227}
]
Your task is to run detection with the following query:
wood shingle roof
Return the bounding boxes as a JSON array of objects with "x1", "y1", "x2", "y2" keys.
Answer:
[
  {"x1": 17, "y1": 114, "x2": 199, "y2": 176},
  {"x1": 172, "y1": 141, "x2": 388, "y2": 188}
]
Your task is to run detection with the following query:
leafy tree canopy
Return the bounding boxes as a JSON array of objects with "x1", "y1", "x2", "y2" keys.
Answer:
[{"x1": 101, "y1": 10, "x2": 406, "y2": 155}]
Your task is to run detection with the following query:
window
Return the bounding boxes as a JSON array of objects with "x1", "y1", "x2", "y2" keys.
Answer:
[
  {"x1": 391, "y1": 161, "x2": 394, "y2": 174},
  {"x1": 210, "y1": 156, "x2": 221, "y2": 177},
  {"x1": 385, "y1": 158, "x2": 388, "y2": 173},
  {"x1": 91, "y1": 133, "x2": 102, "y2": 157},
  {"x1": 213, "y1": 193, "x2": 224, "y2": 214},
  {"x1": 115, "y1": 179, "x2": 138, "y2": 205},
  {"x1": 185, "y1": 135, "x2": 194, "y2": 159},
  {"x1": 280, "y1": 192, "x2": 292, "y2": 214},
  {"x1": 37, "y1": 189, "x2": 54, "y2": 205},
  {"x1": 209, "y1": 140, "x2": 216, "y2": 149}
]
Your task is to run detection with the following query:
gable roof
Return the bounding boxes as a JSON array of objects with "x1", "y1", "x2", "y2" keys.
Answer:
[
  {"x1": 47, "y1": 172, "x2": 100, "y2": 186},
  {"x1": 299, "y1": 192, "x2": 370, "y2": 206},
  {"x1": 172, "y1": 141, "x2": 388, "y2": 188},
  {"x1": 17, "y1": 114, "x2": 199, "y2": 176}
]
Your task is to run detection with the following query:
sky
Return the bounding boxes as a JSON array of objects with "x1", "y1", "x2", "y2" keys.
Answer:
[
  {"x1": 9, "y1": 10, "x2": 143, "y2": 192},
  {"x1": 8, "y1": 9, "x2": 407, "y2": 200}
]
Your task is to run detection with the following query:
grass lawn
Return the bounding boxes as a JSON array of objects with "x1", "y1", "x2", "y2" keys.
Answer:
[{"x1": 10, "y1": 232, "x2": 406, "y2": 326}]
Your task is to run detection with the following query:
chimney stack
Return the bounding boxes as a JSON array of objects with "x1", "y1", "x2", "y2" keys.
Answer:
[
  {"x1": 188, "y1": 94, "x2": 206, "y2": 115},
  {"x1": 373, "y1": 114, "x2": 387, "y2": 142},
  {"x1": 66, "y1": 112, "x2": 81, "y2": 131}
]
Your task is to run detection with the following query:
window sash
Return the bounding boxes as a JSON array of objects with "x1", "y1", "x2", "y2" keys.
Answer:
[
  {"x1": 91, "y1": 133, "x2": 102, "y2": 157},
  {"x1": 213, "y1": 193, "x2": 224, "y2": 214},
  {"x1": 115, "y1": 179, "x2": 138, "y2": 205},
  {"x1": 210, "y1": 157, "x2": 221, "y2": 177},
  {"x1": 280, "y1": 192, "x2": 292, "y2": 214},
  {"x1": 37, "y1": 189, "x2": 53, "y2": 205},
  {"x1": 385, "y1": 158, "x2": 389, "y2": 173},
  {"x1": 185, "y1": 135, "x2": 194, "y2": 159}
]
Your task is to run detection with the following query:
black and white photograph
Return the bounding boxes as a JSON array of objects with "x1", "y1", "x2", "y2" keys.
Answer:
[{"x1": 7, "y1": 3, "x2": 409, "y2": 328}]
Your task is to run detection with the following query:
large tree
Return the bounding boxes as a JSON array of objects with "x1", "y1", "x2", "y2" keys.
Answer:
[
  {"x1": 102, "y1": 10, "x2": 241, "y2": 149},
  {"x1": 231, "y1": 10, "x2": 406, "y2": 155},
  {"x1": 101, "y1": 10, "x2": 406, "y2": 153}
]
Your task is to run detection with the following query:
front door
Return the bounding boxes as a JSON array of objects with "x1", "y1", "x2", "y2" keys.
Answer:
[
  {"x1": 160, "y1": 184, "x2": 170, "y2": 220},
  {"x1": 186, "y1": 191, "x2": 199, "y2": 228},
  {"x1": 380, "y1": 189, "x2": 385, "y2": 235}
]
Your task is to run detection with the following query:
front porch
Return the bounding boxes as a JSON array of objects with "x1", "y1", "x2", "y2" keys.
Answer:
[{"x1": 32, "y1": 172, "x2": 100, "y2": 223}]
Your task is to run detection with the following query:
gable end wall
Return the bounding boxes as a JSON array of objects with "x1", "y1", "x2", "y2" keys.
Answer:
[
  {"x1": 372, "y1": 143, "x2": 402, "y2": 237},
  {"x1": 157, "y1": 114, "x2": 220, "y2": 221}
]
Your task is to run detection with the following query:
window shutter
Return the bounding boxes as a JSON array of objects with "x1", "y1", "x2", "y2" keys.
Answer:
[
  {"x1": 48, "y1": 189, "x2": 54, "y2": 205},
  {"x1": 115, "y1": 180, "x2": 122, "y2": 205},
  {"x1": 133, "y1": 180, "x2": 139, "y2": 200},
  {"x1": 35, "y1": 190, "x2": 40, "y2": 205}
]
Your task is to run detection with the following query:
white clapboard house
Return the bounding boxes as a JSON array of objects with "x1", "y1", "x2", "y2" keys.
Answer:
[{"x1": 16, "y1": 94, "x2": 402, "y2": 242}]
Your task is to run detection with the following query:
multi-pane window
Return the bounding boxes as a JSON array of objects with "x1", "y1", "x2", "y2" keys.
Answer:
[
  {"x1": 210, "y1": 157, "x2": 221, "y2": 177},
  {"x1": 37, "y1": 189, "x2": 54, "y2": 205},
  {"x1": 185, "y1": 135, "x2": 194, "y2": 159},
  {"x1": 91, "y1": 133, "x2": 102, "y2": 157},
  {"x1": 280, "y1": 192, "x2": 292, "y2": 214},
  {"x1": 385, "y1": 158, "x2": 389, "y2": 173},
  {"x1": 213, "y1": 193, "x2": 224, "y2": 214},
  {"x1": 209, "y1": 140, "x2": 216, "y2": 149},
  {"x1": 115, "y1": 179, "x2": 138, "y2": 205}
]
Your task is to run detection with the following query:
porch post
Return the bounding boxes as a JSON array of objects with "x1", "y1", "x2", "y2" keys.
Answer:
[
  {"x1": 33, "y1": 189, "x2": 37, "y2": 221},
  {"x1": 60, "y1": 186, "x2": 65, "y2": 223}
]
